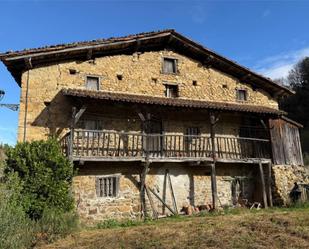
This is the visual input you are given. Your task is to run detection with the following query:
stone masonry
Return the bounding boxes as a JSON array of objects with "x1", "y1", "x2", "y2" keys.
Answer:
[{"x1": 18, "y1": 50, "x2": 278, "y2": 142}]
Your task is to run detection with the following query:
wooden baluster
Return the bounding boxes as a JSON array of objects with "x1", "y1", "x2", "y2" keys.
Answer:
[
  {"x1": 117, "y1": 133, "x2": 121, "y2": 156},
  {"x1": 97, "y1": 132, "x2": 100, "y2": 156},
  {"x1": 131, "y1": 134, "x2": 135, "y2": 157},
  {"x1": 101, "y1": 132, "x2": 105, "y2": 156},
  {"x1": 106, "y1": 133, "x2": 110, "y2": 156}
]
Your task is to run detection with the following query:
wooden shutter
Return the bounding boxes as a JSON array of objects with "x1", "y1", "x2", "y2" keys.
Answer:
[{"x1": 163, "y1": 58, "x2": 176, "y2": 73}]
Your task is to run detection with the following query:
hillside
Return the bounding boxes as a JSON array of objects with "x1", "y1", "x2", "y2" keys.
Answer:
[{"x1": 38, "y1": 207, "x2": 309, "y2": 249}]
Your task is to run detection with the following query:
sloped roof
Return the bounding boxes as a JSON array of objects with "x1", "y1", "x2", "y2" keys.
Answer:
[
  {"x1": 62, "y1": 88, "x2": 285, "y2": 115},
  {"x1": 0, "y1": 29, "x2": 293, "y2": 96}
]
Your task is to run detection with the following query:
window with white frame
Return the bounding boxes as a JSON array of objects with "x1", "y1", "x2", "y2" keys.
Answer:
[
  {"x1": 86, "y1": 76, "x2": 99, "y2": 90},
  {"x1": 96, "y1": 176, "x2": 120, "y2": 198}
]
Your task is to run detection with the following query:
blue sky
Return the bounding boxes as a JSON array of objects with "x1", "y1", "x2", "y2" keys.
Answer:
[{"x1": 1, "y1": 0, "x2": 309, "y2": 145}]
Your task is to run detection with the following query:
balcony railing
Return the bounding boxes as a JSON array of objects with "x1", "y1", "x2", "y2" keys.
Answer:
[{"x1": 60, "y1": 129, "x2": 271, "y2": 161}]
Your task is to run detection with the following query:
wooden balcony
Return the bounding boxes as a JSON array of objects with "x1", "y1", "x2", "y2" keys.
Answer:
[{"x1": 61, "y1": 129, "x2": 271, "y2": 163}]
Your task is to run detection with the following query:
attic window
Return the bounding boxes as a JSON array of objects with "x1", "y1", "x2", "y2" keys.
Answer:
[
  {"x1": 86, "y1": 76, "x2": 99, "y2": 90},
  {"x1": 236, "y1": 89, "x2": 247, "y2": 101},
  {"x1": 163, "y1": 58, "x2": 177, "y2": 74}
]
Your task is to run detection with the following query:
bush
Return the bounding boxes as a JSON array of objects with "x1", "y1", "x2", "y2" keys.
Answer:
[
  {"x1": 0, "y1": 173, "x2": 36, "y2": 249},
  {"x1": 4, "y1": 138, "x2": 74, "y2": 220}
]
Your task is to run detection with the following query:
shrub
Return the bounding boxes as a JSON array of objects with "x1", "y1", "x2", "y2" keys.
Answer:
[
  {"x1": 0, "y1": 173, "x2": 36, "y2": 249},
  {"x1": 4, "y1": 138, "x2": 74, "y2": 220}
]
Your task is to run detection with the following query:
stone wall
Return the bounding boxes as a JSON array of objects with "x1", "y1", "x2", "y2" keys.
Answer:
[
  {"x1": 73, "y1": 162, "x2": 257, "y2": 223},
  {"x1": 272, "y1": 164, "x2": 308, "y2": 205},
  {"x1": 18, "y1": 50, "x2": 278, "y2": 142}
]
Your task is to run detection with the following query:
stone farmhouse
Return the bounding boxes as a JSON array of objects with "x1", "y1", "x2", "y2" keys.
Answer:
[{"x1": 0, "y1": 30, "x2": 305, "y2": 222}]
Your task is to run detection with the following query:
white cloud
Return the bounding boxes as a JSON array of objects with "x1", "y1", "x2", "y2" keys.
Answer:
[{"x1": 254, "y1": 47, "x2": 309, "y2": 79}]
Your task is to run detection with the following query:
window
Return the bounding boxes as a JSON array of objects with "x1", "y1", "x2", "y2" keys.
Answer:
[
  {"x1": 163, "y1": 58, "x2": 177, "y2": 74},
  {"x1": 96, "y1": 176, "x2": 119, "y2": 198},
  {"x1": 236, "y1": 89, "x2": 247, "y2": 101},
  {"x1": 78, "y1": 119, "x2": 103, "y2": 138},
  {"x1": 165, "y1": 84, "x2": 178, "y2": 98},
  {"x1": 86, "y1": 76, "x2": 99, "y2": 90}
]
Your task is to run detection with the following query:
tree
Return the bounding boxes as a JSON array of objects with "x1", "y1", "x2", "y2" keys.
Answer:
[
  {"x1": 4, "y1": 138, "x2": 75, "y2": 220},
  {"x1": 280, "y1": 57, "x2": 309, "y2": 154}
]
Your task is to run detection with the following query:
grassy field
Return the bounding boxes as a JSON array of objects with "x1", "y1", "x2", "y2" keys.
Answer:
[{"x1": 37, "y1": 207, "x2": 309, "y2": 249}]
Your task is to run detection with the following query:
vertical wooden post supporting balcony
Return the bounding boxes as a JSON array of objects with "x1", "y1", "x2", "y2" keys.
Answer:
[
  {"x1": 258, "y1": 161, "x2": 268, "y2": 208},
  {"x1": 140, "y1": 131, "x2": 150, "y2": 218},
  {"x1": 210, "y1": 112, "x2": 218, "y2": 209},
  {"x1": 266, "y1": 161, "x2": 273, "y2": 207},
  {"x1": 69, "y1": 107, "x2": 77, "y2": 161}
]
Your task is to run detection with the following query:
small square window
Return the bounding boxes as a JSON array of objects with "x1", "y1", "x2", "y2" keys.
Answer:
[
  {"x1": 165, "y1": 84, "x2": 178, "y2": 98},
  {"x1": 86, "y1": 76, "x2": 99, "y2": 90},
  {"x1": 236, "y1": 89, "x2": 247, "y2": 101},
  {"x1": 96, "y1": 176, "x2": 119, "y2": 198},
  {"x1": 163, "y1": 58, "x2": 177, "y2": 74}
]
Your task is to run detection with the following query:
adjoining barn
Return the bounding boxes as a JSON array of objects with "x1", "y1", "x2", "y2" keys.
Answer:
[{"x1": 0, "y1": 30, "x2": 306, "y2": 222}]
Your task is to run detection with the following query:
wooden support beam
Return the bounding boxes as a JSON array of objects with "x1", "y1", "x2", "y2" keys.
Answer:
[
  {"x1": 258, "y1": 161, "x2": 268, "y2": 208},
  {"x1": 267, "y1": 162, "x2": 273, "y2": 207},
  {"x1": 69, "y1": 107, "x2": 77, "y2": 160},
  {"x1": 147, "y1": 187, "x2": 176, "y2": 215},
  {"x1": 210, "y1": 163, "x2": 218, "y2": 209},
  {"x1": 74, "y1": 105, "x2": 87, "y2": 126},
  {"x1": 145, "y1": 186, "x2": 158, "y2": 219},
  {"x1": 209, "y1": 111, "x2": 219, "y2": 209},
  {"x1": 140, "y1": 161, "x2": 150, "y2": 218}
]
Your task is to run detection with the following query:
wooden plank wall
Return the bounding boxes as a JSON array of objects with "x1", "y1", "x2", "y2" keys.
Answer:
[{"x1": 269, "y1": 118, "x2": 303, "y2": 165}]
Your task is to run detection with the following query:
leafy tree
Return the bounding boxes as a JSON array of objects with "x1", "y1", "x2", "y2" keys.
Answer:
[
  {"x1": 280, "y1": 57, "x2": 309, "y2": 154},
  {"x1": 4, "y1": 138, "x2": 74, "y2": 220}
]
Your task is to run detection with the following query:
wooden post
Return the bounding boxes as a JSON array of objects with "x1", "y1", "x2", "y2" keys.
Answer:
[
  {"x1": 267, "y1": 161, "x2": 273, "y2": 207},
  {"x1": 69, "y1": 107, "x2": 77, "y2": 160},
  {"x1": 258, "y1": 161, "x2": 268, "y2": 208},
  {"x1": 140, "y1": 128, "x2": 150, "y2": 219},
  {"x1": 209, "y1": 112, "x2": 218, "y2": 209},
  {"x1": 140, "y1": 161, "x2": 150, "y2": 218}
]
